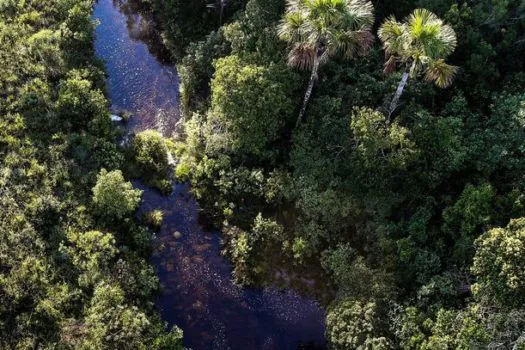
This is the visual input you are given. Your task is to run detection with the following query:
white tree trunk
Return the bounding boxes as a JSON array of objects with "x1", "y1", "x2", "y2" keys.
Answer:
[
  {"x1": 388, "y1": 72, "x2": 409, "y2": 121},
  {"x1": 297, "y1": 50, "x2": 321, "y2": 127}
]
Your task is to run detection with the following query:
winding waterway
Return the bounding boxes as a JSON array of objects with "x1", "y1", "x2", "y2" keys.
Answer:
[{"x1": 93, "y1": 0, "x2": 326, "y2": 348}]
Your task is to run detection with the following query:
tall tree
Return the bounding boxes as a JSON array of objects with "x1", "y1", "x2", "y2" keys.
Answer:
[
  {"x1": 278, "y1": 0, "x2": 374, "y2": 126},
  {"x1": 378, "y1": 8, "x2": 458, "y2": 119},
  {"x1": 472, "y1": 218, "x2": 525, "y2": 307},
  {"x1": 207, "y1": 0, "x2": 228, "y2": 26}
]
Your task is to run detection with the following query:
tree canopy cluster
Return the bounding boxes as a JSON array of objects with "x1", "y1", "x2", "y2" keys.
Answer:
[
  {"x1": 152, "y1": 0, "x2": 525, "y2": 347},
  {"x1": 0, "y1": 1, "x2": 182, "y2": 348}
]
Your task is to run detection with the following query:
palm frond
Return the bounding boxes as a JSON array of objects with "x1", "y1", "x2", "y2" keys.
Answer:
[
  {"x1": 406, "y1": 8, "x2": 457, "y2": 59},
  {"x1": 346, "y1": 0, "x2": 375, "y2": 28},
  {"x1": 286, "y1": 0, "x2": 306, "y2": 12},
  {"x1": 424, "y1": 59, "x2": 458, "y2": 88},
  {"x1": 407, "y1": 8, "x2": 440, "y2": 34},
  {"x1": 378, "y1": 17, "x2": 405, "y2": 55},
  {"x1": 333, "y1": 29, "x2": 374, "y2": 58},
  {"x1": 383, "y1": 54, "x2": 397, "y2": 74},
  {"x1": 278, "y1": 11, "x2": 306, "y2": 41},
  {"x1": 280, "y1": 0, "x2": 374, "y2": 63},
  {"x1": 436, "y1": 23, "x2": 457, "y2": 57},
  {"x1": 287, "y1": 43, "x2": 317, "y2": 70},
  {"x1": 379, "y1": 8, "x2": 458, "y2": 83}
]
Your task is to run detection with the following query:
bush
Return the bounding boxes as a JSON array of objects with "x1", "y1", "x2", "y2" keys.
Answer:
[
  {"x1": 131, "y1": 130, "x2": 174, "y2": 194},
  {"x1": 326, "y1": 298, "x2": 389, "y2": 350},
  {"x1": 175, "y1": 162, "x2": 191, "y2": 182},
  {"x1": 92, "y1": 169, "x2": 142, "y2": 221},
  {"x1": 143, "y1": 210, "x2": 164, "y2": 231},
  {"x1": 209, "y1": 55, "x2": 297, "y2": 155},
  {"x1": 56, "y1": 70, "x2": 108, "y2": 132},
  {"x1": 472, "y1": 218, "x2": 525, "y2": 307},
  {"x1": 178, "y1": 30, "x2": 231, "y2": 117},
  {"x1": 132, "y1": 130, "x2": 169, "y2": 176}
]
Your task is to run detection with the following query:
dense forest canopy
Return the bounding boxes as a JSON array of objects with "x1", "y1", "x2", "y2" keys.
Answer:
[
  {"x1": 0, "y1": 0, "x2": 182, "y2": 348},
  {"x1": 150, "y1": 0, "x2": 525, "y2": 347},
  {"x1": 2, "y1": 0, "x2": 525, "y2": 348}
]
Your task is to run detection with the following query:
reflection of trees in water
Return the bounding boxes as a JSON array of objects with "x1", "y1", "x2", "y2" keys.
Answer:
[{"x1": 112, "y1": 0, "x2": 173, "y2": 63}]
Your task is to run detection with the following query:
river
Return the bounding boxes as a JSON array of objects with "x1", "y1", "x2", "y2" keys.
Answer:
[{"x1": 93, "y1": 0, "x2": 326, "y2": 349}]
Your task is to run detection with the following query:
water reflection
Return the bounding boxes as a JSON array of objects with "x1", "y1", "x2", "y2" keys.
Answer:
[
  {"x1": 111, "y1": 0, "x2": 172, "y2": 61},
  {"x1": 140, "y1": 183, "x2": 326, "y2": 349},
  {"x1": 95, "y1": 0, "x2": 179, "y2": 134},
  {"x1": 94, "y1": 0, "x2": 326, "y2": 348}
]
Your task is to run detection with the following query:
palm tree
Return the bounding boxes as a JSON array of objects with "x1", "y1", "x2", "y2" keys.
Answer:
[
  {"x1": 378, "y1": 8, "x2": 458, "y2": 119},
  {"x1": 278, "y1": 0, "x2": 375, "y2": 126},
  {"x1": 207, "y1": 0, "x2": 228, "y2": 26}
]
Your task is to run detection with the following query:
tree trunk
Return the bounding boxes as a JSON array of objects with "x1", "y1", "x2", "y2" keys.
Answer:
[
  {"x1": 388, "y1": 71, "x2": 409, "y2": 122},
  {"x1": 297, "y1": 48, "x2": 321, "y2": 127}
]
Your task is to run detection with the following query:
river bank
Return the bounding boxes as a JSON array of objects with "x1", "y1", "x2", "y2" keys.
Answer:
[{"x1": 93, "y1": 0, "x2": 326, "y2": 348}]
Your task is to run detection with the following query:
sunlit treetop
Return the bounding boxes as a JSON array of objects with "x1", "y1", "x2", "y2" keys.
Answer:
[
  {"x1": 278, "y1": 0, "x2": 375, "y2": 69},
  {"x1": 379, "y1": 8, "x2": 458, "y2": 88}
]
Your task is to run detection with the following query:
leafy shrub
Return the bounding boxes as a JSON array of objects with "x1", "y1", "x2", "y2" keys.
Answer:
[
  {"x1": 92, "y1": 169, "x2": 142, "y2": 221},
  {"x1": 143, "y1": 210, "x2": 164, "y2": 231}
]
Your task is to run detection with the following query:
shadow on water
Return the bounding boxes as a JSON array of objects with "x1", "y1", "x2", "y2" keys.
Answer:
[{"x1": 93, "y1": 0, "x2": 326, "y2": 348}]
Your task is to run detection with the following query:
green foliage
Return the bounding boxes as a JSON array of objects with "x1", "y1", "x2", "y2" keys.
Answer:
[
  {"x1": 326, "y1": 298, "x2": 390, "y2": 350},
  {"x1": 90, "y1": 139, "x2": 125, "y2": 171},
  {"x1": 322, "y1": 244, "x2": 393, "y2": 299},
  {"x1": 252, "y1": 213, "x2": 285, "y2": 242},
  {"x1": 469, "y1": 93, "x2": 525, "y2": 180},
  {"x1": 178, "y1": 30, "x2": 231, "y2": 117},
  {"x1": 409, "y1": 110, "x2": 466, "y2": 186},
  {"x1": 417, "y1": 305, "x2": 525, "y2": 349},
  {"x1": 92, "y1": 169, "x2": 142, "y2": 221},
  {"x1": 57, "y1": 69, "x2": 109, "y2": 132},
  {"x1": 224, "y1": 0, "x2": 285, "y2": 61},
  {"x1": 392, "y1": 305, "x2": 492, "y2": 350},
  {"x1": 152, "y1": 0, "x2": 525, "y2": 347},
  {"x1": 81, "y1": 282, "x2": 153, "y2": 349},
  {"x1": 442, "y1": 183, "x2": 495, "y2": 262},
  {"x1": 210, "y1": 55, "x2": 297, "y2": 155},
  {"x1": 174, "y1": 160, "x2": 191, "y2": 181},
  {"x1": 226, "y1": 226, "x2": 253, "y2": 285},
  {"x1": 394, "y1": 306, "x2": 429, "y2": 349},
  {"x1": 130, "y1": 130, "x2": 173, "y2": 194},
  {"x1": 152, "y1": 0, "x2": 241, "y2": 58},
  {"x1": 152, "y1": 326, "x2": 185, "y2": 350},
  {"x1": 61, "y1": 230, "x2": 117, "y2": 287},
  {"x1": 379, "y1": 8, "x2": 458, "y2": 87},
  {"x1": 0, "y1": 1, "x2": 183, "y2": 347},
  {"x1": 143, "y1": 209, "x2": 164, "y2": 231},
  {"x1": 472, "y1": 218, "x2": 525, "y2": 307},
  {"x1": 421, "y1": 306, "x2": 490, "y2": 349},
  {"x1": 132, "y1": 130, "x2": 170, "y2": 176},
  {"x1": 225, "y1": 214, "x2": 286, "y2": 284},
  {"x1": 351, "y1": 107, "x2": 417, "y2": 170},
  {"x1": 443, "y1": 1, "x2": 525, "y2": 102}
]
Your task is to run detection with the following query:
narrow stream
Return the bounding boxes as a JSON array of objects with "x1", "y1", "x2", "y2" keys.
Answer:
[{"x1": 93, "y1": 1, "x2": 326, "y2": 349}]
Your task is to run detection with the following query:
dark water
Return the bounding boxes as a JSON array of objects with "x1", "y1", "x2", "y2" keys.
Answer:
[{"x1": 93, "y1": 0, "x2": 326, "y2": 349}]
